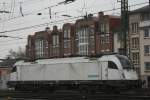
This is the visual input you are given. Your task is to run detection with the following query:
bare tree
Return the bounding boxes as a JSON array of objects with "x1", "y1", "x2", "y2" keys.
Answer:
[{"x1": 6, "y1": 47, "x2": 26, "y2": 60}]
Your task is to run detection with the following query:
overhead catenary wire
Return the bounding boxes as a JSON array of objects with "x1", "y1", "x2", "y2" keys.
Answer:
[
  {"x1": 1, "y1": 1, "x2": 119, "y2": 29},
  {"x1": 0, "y1": 0, "x2": 75, "y2": 23},
  {"x1": 0, "y1": 15, "x2": 81, "y2": 34},
  {"x1": 0, "y1": 0, "x2": 147, "y2": 24},
  {"x1": 0, "y1": 17, "x2": 76, "y2": 46},
  {"x1": 0, "y1": 1, "x2": 149, "y2": 39},
  {"x1": 0, "y1": 2, "x2": 147, "y2": 35},
  {"x1": 0, "y1": 35, "x2": 26, "y2": 39},
  {"x1": 0, "y1": 0, "x2": 48, "y2": 5},
  {"x1": 0, "y1": 1, "x2": 149, "y2": 56},
  {"x1": 0, "y1": 1, "x2": 149, "y2": 34}
]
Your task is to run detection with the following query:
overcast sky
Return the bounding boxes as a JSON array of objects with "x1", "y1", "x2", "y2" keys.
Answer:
[{"x1": 0, "y1": 0, "x2": 149, "y2": 59}]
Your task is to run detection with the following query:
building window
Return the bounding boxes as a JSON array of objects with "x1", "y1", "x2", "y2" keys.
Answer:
[
  {"x1": 144, "y1": 29, "x2": 150, "y2": 38},
  {"x1": 64, "y1": 29, "x2": 71, "y2": 49},
  {"x1": 90, "y1": 36, "x2": 95, "y2": 47},
  {"x1": 105, "y1": 36, "x2": 110, "y2": 43},
  {"x1": 145, "y1": 62, "x2": 150, "y2": 71},
  {"x1": 144, "y1": 45, "x2": 150, "y2": 55},
  {"x1": 100, "y1": 23, "x2": 106, "y2": 33},
  {"x1": 77, "y1": 27, "x2": 89, "y2": 55},
  {"x1": 45, "y1": 40, "x2": 48, "y2": 56},
  {"x1": 100, "y1": 23, "x2": 109, "y2": 33},
  {"x1": 52, "y1": 35, "x2": 59, "y2": 47},
  {"x1": 28, "y1": 39, "x2": 32, "y2": 46},
  {"x1": 131, "y1": 37, "x2": 139, "y2": 49},
  {"x1": 35, "y1": 39, "x2": 45, "y2": 58},
  {"x1": 100, "y1": 34, "x2": 110, "y2": 44},
  {"x1": 131, "y1": 23, "x2": 139, "y2": 33},
  {"x1": 132, "y1": 52, "x2": 139, "y2": 66},
  {"x1": 141, "y1": 13, "x2": 150, "y2": 21}
]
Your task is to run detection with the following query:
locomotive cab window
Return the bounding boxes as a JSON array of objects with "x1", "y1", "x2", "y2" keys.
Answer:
[
  {"x1": 108, "y1": 61, "x2": 118, "y2": 69},
  {"x1": 12, "y1": 66, "x2": 17, "y2": 72}
]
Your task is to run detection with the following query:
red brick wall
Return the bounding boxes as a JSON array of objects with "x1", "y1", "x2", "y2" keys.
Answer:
[
  {"x1": 26, "y1": 12, "x2": 121, "y2": 60},
  {"x1": 26, "y1": 35, "x2": 35, "y2": 60},
  {"x1": 50, "y1": 26, "x2": 63, "y2": 58},
  {"x1": 75, "y1": 17, "x2": 98, "y2": 56},
  {"x1": 62, "y1": 23, "x2": 75, "y2": 57},
  {"x1": 96, "y1": 12, "x2": 120, "y2": 54},
  {"x1": 34, "y1": 31, "x2": 51, "y2": 59}
]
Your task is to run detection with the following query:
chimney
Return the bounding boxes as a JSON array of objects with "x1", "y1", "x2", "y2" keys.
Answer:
[
  {"x1": 53, "y1": 26, "x2": 57, "y2": 31},
  {"x1": 45, "y1": 27, "x2": 50, "y2": 33},
  {"x1": 88, "y1": 14, "x2": 93, "y2": 19},
  {"x1": 98, "y1": 12, "x2": 104, "y2": 18}
]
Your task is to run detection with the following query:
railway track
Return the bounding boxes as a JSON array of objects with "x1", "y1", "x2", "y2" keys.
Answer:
[{"x1": 0, "y1": 89, "x2": 150, "y2": 100}]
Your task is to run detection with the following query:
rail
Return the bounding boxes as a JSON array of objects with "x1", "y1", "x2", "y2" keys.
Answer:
[{"x1": 0, "y1": 89, "x2": 150, "y2": 100}]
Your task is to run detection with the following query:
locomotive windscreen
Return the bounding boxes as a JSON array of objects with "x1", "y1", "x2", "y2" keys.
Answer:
[{"x1": 116, "y1": 55, "x2": 134, "y2": 69}]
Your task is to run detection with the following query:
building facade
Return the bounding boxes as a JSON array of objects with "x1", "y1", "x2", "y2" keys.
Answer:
[
  {"x1": 50, "y1": 26, "x2": 63, "y2": 58},
  {"x1": 96, "y1": 12, "x2": 120, "y2": 54},
  {"x1": 26, "y1": 12, "x2": 121, "y2": 60},
  {"x1": 139, "y1": 6, "x2": 150, "y2": 88},
  {"x1": 26, "y1": 35, "x2": 35, "y2": 60},
  {"x1": 129, "y1": 12, "x2": 140, "y2": 75},
  {"x1": 75, "y1": 14, "x2": 98, "y2": 56},
  {"x1": 34, "y1": 28, "x2": 51, "y2": 59},
  {"x1": 129, "y1": 4, "x2": 150, "y2": 88},
  {"x1": 62, "y1": 23, "x2": 75, "y2": 57}
]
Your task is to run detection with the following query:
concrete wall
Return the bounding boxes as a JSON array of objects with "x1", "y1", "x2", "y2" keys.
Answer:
[
  {"x1": 129, "y1": 13, "x2": 141, "y2": 74},
  {"x1": 139, "y1": 24, "x2": 150, "y2": 88}
]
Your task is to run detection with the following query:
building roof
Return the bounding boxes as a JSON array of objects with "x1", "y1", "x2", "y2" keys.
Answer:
[{"x1": 131, "y1": 5, "x2": 150, "y2": 14}]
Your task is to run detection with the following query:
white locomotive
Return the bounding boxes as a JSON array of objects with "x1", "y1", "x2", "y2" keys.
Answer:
[{"x1": 8, "y1": 54, "x2": 141, "y2": 92}]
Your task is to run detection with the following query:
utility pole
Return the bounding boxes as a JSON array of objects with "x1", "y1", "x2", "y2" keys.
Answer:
[{"x1": 118, "y1": 0, "x2": 129, "y2": 56}]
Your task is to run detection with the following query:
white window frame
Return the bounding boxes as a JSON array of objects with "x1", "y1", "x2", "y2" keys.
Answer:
[
  {"x1": 131, "y1": 37, "x2": 139, "y2": 49},
  {"x1": 144, "y1": 45, "x2": 150, "y2": 55},
  {"x1": 35, "y1": 39, "x2": 45, "y2": 58},
  {"x1": 78, "y1": 27, "x2": 89, "y2": 55},
  {"x1": 145, "y1": 62, "x2": 150, "y2": 71},
  {"x1": 64, "y1": 29, "x2": 71, "y2": 49},
  {"x1": 52, "y1": 35, "x2": 59, "y2": 47}
]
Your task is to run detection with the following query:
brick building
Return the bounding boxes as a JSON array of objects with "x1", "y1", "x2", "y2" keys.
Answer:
[
  {"x1": 62, "y1": 23, "x2": 75, "y2": 57},
  {"x1": 34, "y1": 27, "x2": 51, "y2": 59},
  {"x1": 50, "y1": 26, "x2": 63, "y2": 58},
  {"x1": 96, "y1": 12, "x2": 121, "y2": 54},
  {"x1": 26, "y1": 12, "x2": 121, "y2": 60},
  {"x1": 75, "y1": 14, "x2": 98, "y2": 56},
  {"x1": 26, "y1": 35, "x2": 35, "y2": 60}
]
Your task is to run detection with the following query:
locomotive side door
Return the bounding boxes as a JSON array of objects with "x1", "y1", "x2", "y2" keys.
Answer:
[
  {"x1": 107, "y1": 61, "x2": 121, "y2": 80},
  {"x1": 100, "y1": 61, "x2": 108, "y2": 80}
]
